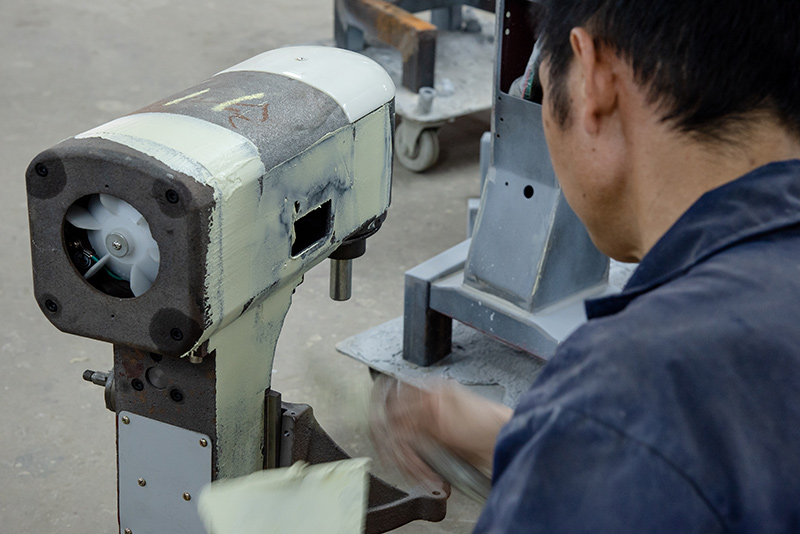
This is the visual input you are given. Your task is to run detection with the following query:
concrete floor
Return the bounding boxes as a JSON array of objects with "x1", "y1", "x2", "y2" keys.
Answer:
[{"x1": 0, "y1": 1, "x2": 489, "y2": 532}]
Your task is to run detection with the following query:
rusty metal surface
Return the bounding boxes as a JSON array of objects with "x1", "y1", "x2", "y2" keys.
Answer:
[
  {"x1": 336, "y1": 0, "x2": 437, "y2": 91},
  {"x1": 113, "y1": 345, "x2": 221, "y2": 476},
  {"x1": 279, "y1": 401, "x2": 449, "y2": 533}
]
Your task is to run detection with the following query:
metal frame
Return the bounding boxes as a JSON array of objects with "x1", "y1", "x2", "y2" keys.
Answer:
[{"x1": 401, "y1": 0, "x2": 614, "y2": 367}]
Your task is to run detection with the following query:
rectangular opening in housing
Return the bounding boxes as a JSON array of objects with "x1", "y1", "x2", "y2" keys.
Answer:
[{"x1": 292, "y1": 200, "x2": 332, "y2": 257}]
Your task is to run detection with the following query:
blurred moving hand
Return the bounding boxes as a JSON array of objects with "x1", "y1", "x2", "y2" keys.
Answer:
[{"x1": 369, "y1": 375, "x2": 513, "y2": 490}]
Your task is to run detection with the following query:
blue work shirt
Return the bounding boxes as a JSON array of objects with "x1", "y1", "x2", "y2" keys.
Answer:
[{"x1": 475, "y1": 160, "x2": 800, "y2": 533}]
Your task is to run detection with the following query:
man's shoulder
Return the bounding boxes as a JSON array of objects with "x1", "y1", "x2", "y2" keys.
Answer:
[{"x1": 501, "y1": 232, "x2": 800, "y2": 531}]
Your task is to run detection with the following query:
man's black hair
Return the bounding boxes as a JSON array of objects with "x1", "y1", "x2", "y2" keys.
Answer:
[{"x1": 537, "y1": 0, "x2": 800, "y2": 142}]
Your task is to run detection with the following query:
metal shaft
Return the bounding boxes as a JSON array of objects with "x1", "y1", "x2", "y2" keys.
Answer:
[{"x1": 330, "y1": 258, "x2": 353, "y2": 301}]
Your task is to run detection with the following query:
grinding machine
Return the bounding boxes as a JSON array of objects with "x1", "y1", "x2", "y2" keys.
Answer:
[{"x1": 26, "y1": 45, "x2": 447, "y2": 533}]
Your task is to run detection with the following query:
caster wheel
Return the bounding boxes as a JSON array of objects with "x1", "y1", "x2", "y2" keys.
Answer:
[{"x1": 395, "y1": 122, "x2": 440, "y2": 173}]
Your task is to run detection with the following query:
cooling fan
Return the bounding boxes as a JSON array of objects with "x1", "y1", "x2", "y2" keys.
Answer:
[{"x1": 64, "y1": 193, "x2": 160, "y2": 297}]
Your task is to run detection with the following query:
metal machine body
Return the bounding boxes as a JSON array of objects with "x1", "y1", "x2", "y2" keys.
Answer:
[
  {"x1": 27, "y1": 46, "x2": 445, "y2": 532},
  {"x1": 339, "y1": 0, "x2": 633, "y2": 405}
]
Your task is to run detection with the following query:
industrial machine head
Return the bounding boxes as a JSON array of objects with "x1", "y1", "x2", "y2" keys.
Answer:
[{"x1": 26, "y1": 46, "x2": 395, "y2": 358}]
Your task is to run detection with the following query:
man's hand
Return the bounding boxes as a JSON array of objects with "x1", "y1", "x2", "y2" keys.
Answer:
[{"x1": 369, "y1": 375, "x2": 513, "y2": 487}]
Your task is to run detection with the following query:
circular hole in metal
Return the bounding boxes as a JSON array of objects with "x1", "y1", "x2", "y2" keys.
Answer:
[
  {"x1": 524, "y1": 185, "x2": 534, "y2": 199},
  {"x1": 63, "y1": 194, "x2": 160, "y2": 298},
  {"x1": 170, "y1": 388, "x2": 184, "y2": 402},
  {"x1": 131, "y1": 378, "x2": 144, "y2": 391},
  {"x1": 45, "y1": 299, "x2": 58, "y2": 313}
]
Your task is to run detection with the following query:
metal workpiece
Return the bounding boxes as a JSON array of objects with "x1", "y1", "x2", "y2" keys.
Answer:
[
  {"x1": 335, "y1": 0, "x2": 495, "y2": 92},
  {"x1": 279, "y1": 401, "x2": 448, "y2": 533},
  {"x1": 335, "y1": 0, "x2": 496, "y2": 172}
]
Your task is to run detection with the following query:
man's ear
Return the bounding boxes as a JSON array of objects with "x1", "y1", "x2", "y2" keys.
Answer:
[{"x1": 569, "y1": 27, "x2": 617, "y2": 135}]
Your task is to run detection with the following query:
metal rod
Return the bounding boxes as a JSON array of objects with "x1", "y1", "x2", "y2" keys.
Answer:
[{"x1": 330, "y1": 258, "x2": 353, "y2": 301}]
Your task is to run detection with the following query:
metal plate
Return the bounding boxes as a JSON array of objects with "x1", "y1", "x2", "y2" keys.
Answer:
[{"x1": 118, "y1": 412, "x2": 212, "y2": 534}]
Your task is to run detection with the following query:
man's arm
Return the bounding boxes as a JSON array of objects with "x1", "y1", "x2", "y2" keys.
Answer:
[{"x1": 370, "y1": 376, "x2": 513, "y2": 484}]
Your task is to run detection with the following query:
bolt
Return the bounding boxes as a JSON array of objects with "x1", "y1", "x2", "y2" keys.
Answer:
[
  {"x1": 111, "y1": 240, "x2": 122, "y2": 251},
  {"x1": 165, "y1": 189, "x2": 180, "y2": 204},
  {"x1": 122, "y1": 416, "x2": 130, "y2": 425},
  {"x1": 170, "y1": 328, "x2": 184, "y2": 341},
  {"x1": 138, "y1": 478, "x2": 146, "y2": 487},
  {"x1": 170, "y1": 389, "x2": 184, "y2": 403},
  {"x1": 131, "y1": 378, "x2": 144, "y2": 391},
  {"x1": 124, "y1": 529, "x2": 132, "y2": 534},
  {"x1": 44, "y1": 299, "x2": 58, "y2": 313},
  {"x1": 35, "y1": 163, "x2": 48, "y2": 177},
  {"x1": 199, "y1": 439, "x2": 208, "y2": 447},
  {"x1": 183, "y1": 493, "x2": 192, "y2": 501}
]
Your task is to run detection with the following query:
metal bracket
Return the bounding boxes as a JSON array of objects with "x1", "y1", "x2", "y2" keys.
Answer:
[{"x1": 279, "y1": 401, "x2": 448, "y2": 533}]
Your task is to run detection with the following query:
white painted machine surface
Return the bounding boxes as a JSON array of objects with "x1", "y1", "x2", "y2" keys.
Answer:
[{"x1": 27, "y1": 46, "x2": 446, "y2": 533}]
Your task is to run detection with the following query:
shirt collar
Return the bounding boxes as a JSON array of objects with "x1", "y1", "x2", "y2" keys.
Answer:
[{"x1": 586, "y1": 159, "x2": 800, "y2": 319}]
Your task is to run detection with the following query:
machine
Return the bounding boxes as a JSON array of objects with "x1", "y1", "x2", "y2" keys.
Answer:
[
  {"x1": 339, "y1": 0, "x2": 634, "y2": 408},
  {"x1": 26, "y1": 45, "x2": 446, "y2": 533}
]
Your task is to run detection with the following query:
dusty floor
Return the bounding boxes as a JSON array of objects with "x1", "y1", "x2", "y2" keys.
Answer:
[{"x1": 0, "y1": 1, "x2": 491, "y2": 532}]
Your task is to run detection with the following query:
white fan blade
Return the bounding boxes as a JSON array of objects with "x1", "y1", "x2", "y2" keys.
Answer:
[
  {"x1": 129, "y1": 264, "x2": 153, "y2": 297},
  {"x1": 65, "y1": 205, "x2": 102, "y2": 230},
  {"x1": 148, "y1": 246, "x2": 160, "y2": 263},
  {"x1": 83, "y1": 254, "x2": 110, "y2": 279},
  {"x1": 99, "y1": 193, "x2": 123, "y2": 215}
]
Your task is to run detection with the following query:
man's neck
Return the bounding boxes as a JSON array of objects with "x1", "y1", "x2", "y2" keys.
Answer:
[{"x1": 629, "y1": 119, "x2": 800, "y2": 259}]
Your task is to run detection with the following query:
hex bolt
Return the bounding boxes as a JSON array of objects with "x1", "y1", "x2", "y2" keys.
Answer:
[
  {"x1": 122, "y1": 416, "x2": 130, "y2": 425},
  {"x1": 138, "y1": 478, "x2": 146, "y2": 487},
  {"x1": 183, "y1": 493, "x2": 192, "y2": 501},
  {"x1": 165, "y1": 189, "x2": 180, "y2": 204},
  {"x1": 35, "y1": 163, "x2": 48, "y2": 177},
  {"x1": 199, "y1": 439, "x2": 208, "y2": 447}
]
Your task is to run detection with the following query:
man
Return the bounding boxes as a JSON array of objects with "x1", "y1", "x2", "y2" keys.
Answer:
[{"x1": 372, "y1": 0, "x2": 800, "y2": 531}]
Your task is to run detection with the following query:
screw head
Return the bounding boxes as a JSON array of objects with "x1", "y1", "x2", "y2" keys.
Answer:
[
  {"x1": 170, "y1": 328, "x2": 184, "y2": 341},
  {"x1": 124, "y1": 529, "x2": 133, "y2": 534},
  {"x1": 138, "y1": 478, "x2": 146, "y2": 487},
  {"x1": 35, "y1": 163, "x2": 49, "y2": 177},
  {"x1": 44, "y1": 299, "x2": 58, "y2": 313},
  {"x1": 165, "y1": 189, "x2": 180, "y2": 204},
  {"x1": 122, "y1": 416, "x2": 130, "y2": 425},
  {"x1": 183, "y1": 492, "x2": 192, "y2": 501},
  {"x1": 170, "y1": 389, "x2": 184, "y2": 403},
  {"x1": 105, "y1": 232, "x2": 130, "y2": 258},
  {"x1": 131, "y1": 378, "x2": 144, "y2": 391},
  {"x1": 295, "y1": 56, "x2": 307, "y2": 61},
  {"x1": 199, "y1": 438, "x2": 208, "y2": 447}
]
